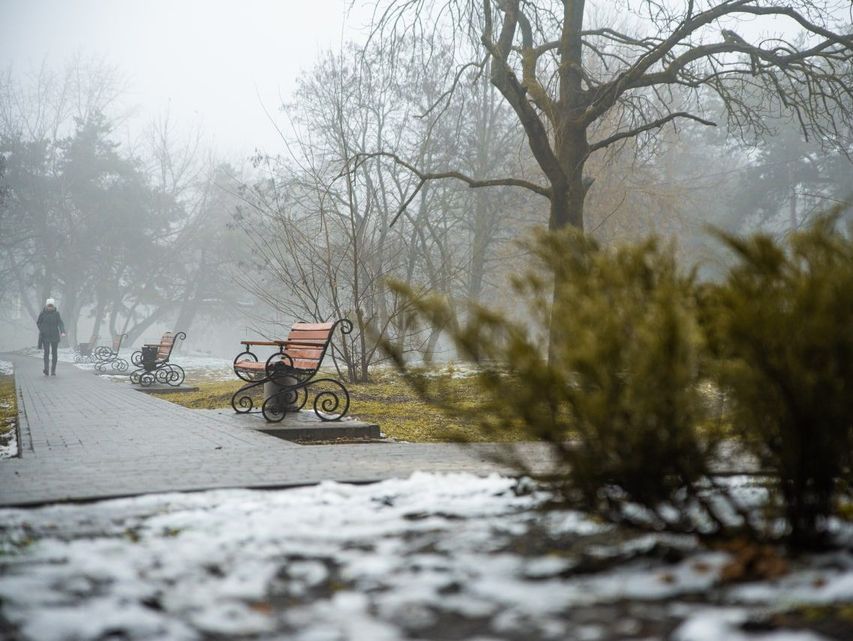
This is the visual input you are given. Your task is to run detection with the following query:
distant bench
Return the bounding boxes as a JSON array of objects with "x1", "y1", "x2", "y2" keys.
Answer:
[
  {"x1": 232, "y1": 320, "x2": 352, "y2": 422},
  {"x1": 130, "y1": 331, "x2": 186, "y2": 387},
  {"x1": 94, "y1": 333, "x2": 129, "y2": 372},
  {"x1": 73, "y1": 335, "x2": 99, "y2": 363}
]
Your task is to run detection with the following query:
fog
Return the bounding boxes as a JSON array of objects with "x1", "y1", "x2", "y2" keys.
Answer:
[
  {"x1": 0, "y1": 0, "x2": 371, "y2": 156},
  {"x1": 1, "y1": 1, "x2": 851, "y2": 377},
  {"x1": 0, "y1": 0, "x2": 374, "y2": 357}
]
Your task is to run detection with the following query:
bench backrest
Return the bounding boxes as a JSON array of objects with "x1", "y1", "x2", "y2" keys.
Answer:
[
  {"x1": 157, "y1": 331, "x2": 186, "y2": 361},
  {"x1": 156, "y1": 333, "x2": 173, "y2": 360},
  {"x1": 284, "y1": 322, "x2": 337, "y2": 371}
]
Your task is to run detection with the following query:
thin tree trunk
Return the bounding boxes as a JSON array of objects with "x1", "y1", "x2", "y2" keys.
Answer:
[{"x1": 90, "y1": 291, "x2": 108, "y2": 345}]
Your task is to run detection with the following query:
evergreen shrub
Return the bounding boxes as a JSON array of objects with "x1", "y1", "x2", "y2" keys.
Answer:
[
  {"x1": 703, "y1": 213, "x2": 853, "y2": 548},
  {"x1": 385, "y1": 214, "x2": 853, "y2": 549},
  {"x1": 386, "y1": 230, "x2": 726, "y2": 534}
]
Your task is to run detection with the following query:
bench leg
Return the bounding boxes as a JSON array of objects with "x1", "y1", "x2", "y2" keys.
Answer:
[
  {"x1": 306, "y1": 378, "x2": 350, "y2": 422},
  {"x1": 232, "y1": 380, "x2": 265, "y2": 413}
]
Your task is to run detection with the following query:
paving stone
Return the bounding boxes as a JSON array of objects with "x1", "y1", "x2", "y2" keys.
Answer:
[{"x1": 0, "y1": 354, "x2": 556, "y2": 507}]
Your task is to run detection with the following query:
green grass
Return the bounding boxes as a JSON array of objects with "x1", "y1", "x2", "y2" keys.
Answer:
[{"x1": 166, "y1": 369, "x2": 530, "y2": 443}]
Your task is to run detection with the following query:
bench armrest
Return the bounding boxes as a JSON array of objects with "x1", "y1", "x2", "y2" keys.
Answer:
[{"x1": 284, "y1": 339, "x2": 327, "y2": 347}]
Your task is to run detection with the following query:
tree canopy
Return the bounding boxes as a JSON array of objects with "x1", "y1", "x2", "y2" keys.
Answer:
[{"x1": 367, "y1": 0, "x2": 853, "y2": 231}]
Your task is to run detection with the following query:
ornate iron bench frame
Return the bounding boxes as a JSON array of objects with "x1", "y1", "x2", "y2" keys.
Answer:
[
  {"x1": 73, "y1": 335, "x2": 99, "y2": 363},
  {"x1": 231, "y1": 319, "x2": 352, "y2": 423},
  {"x1": 94, "y1": 333, "x2": 129, "y2": 372},
  {"x1": 129, "y1": 331, "x2": 186, "y2": 387}
]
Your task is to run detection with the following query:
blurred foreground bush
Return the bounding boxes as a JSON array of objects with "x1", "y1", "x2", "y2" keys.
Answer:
[
  {"x1": 385, "y1": 212, "x2": 853, "y2": 549},
  {"x1": 386, "y1": 232, "x2": 731, "y2": 535},
  {"x1": 703, "y1": 214, "x2": 853, "y2": 548}
]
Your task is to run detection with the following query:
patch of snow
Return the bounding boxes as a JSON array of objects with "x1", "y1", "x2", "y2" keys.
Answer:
[
  {"x1": 166, "y1": 353, "x2": 233, "y2": 381},
  {"x1": 15, "y1": 598, "x2": 197, "y2": 641},
  {"x1": 0, "y1": 473, "x2": 851, "y2": 641},
  {"x1": 673, "y1": 607, "x2": 831, "y2": 641},
  {"x1": 0, "y1": 359, "x2": 16, "y2": 459},
  {"x1": 0, "y1": 426, "x2": 17, "y2": 459}
]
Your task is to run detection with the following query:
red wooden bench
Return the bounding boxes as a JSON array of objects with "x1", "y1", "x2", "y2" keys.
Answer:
[
  {"x1": 94, "y1": 333, "x2": 129, "y2": 372},
  {"x1": 232, "y1": 319, "x2": 352, "y2": 422},
  {"x1": 130, "y1": 331, "x2": 186, "y2": 386}
]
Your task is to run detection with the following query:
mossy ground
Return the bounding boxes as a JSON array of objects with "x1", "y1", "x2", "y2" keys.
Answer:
[{"x1": 167, "y1": 369, "x2": 530, "y2": 443}]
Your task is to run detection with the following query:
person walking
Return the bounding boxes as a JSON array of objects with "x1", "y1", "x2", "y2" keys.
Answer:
[{"x1": 36, "y1": 298, "x2": 66, "y2": 376}]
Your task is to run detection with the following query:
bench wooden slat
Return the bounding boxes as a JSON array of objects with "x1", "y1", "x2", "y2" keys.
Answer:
[
  {"x1": 287, "y1": 329, "x2": 334, "y2": 341},
  {"x1": 241, "y1": 340, "x2": 285, "y2": 347},
  {"x1": 289, "y1": 359, "x2": 319, "y2": 370},
  {"x1": 291, "y1": 322, "x2": 335, "y2": 331},
  {"x1": 290, "y1": 325, "x2": 333, "y2": 334},
  {"x1": 234, "y1": 360, "x2": 266, "y2": 371},
  {"x1": 235, "y1": 358, "x2": 319, "y2": 372},
  {"x1": 284, "y1": 339, "x2": 327, "y2": 348},
  {"x1": 154, "y1": 333, "x2": 174, "y2": 360},
  {"x1": 284, "y1": 347, "x2": 324, "y2": 358}
]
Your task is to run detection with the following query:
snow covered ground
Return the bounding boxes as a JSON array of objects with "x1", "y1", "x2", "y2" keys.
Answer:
[
  {"x1": 0, "y1": 473, "x2": 851, "y2": 641},
  {"x1": 16, "y1": 346, "x2": 236, "y2": 382},
  {"x1": 19, "y1": 346, "x2": 482, "y2": 383}
]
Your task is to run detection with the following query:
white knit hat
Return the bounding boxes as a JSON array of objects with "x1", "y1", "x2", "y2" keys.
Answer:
[{"x1": 45, "y1": 298, "x2": 55, "y2": 306}]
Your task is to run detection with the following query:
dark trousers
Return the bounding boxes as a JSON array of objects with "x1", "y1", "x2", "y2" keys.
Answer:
[{"x1": 43, "y1": 340, "x2": 58, "y2": 373}]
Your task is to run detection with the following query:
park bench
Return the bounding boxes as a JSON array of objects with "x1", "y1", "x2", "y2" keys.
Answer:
[
  {"x1": 231, "y1": 319, "x2": 352, "y2": 422},
  {"x1": 129, "y1": 331, "x2": 186, "y2": 387},
  {"x1": 94, "y1": 333, "x2": 129, "y2": 372},
  {"x1": 73, "y1": 335, "x2": 99, "y2": 363}
]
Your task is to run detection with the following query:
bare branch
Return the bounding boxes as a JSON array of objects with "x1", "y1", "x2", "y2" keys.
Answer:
[
  {"x1": 588, "y1": 111, "x2": 717, "y2": 154},
  {"x1": 344, "y1": 151, "x2": 550, "y2": 227}
]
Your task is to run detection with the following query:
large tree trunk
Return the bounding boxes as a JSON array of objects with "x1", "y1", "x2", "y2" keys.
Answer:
[
  {"x1": 90, "y1": 290, "x2": 108, "y2": 345},
  {"x1": 549, "y1": 176, "x2": 587, "y2": 231},
  {"x1": 61, "y1": 287, "x2": 80, "y2": 348},
  {"x1": 10, "y1": 254, "x2": 39, "y2": 323},
  {"x1": 124, "y1": 305, "x2": 174, "y2": 346},
  {"x1": 172, "y1": 249, "x2": 211, "y2": 352},
  {"x1": 547, "y1": 124, "x2": 588, "y2": 360}
]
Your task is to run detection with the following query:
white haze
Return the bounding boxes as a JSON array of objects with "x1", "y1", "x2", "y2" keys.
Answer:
[{"x1": 0, "y1": 0, "x2": 373, "y2": 157}]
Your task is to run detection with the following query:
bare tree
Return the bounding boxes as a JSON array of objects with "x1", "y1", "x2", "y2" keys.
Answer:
[
  {"x1": 367, "y1": 0, "x2": 853, "y2": 232},
  {"x1": 235, "y1": 39, "x2": 535, "y2": 378},
  {"x1": 237, "y1": 45, "x2": 426, "y2": 382}
]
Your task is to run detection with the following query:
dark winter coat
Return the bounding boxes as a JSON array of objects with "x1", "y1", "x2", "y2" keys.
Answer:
[{"x1": 36, "y1": 308, "x2": 65, "y2": 343}]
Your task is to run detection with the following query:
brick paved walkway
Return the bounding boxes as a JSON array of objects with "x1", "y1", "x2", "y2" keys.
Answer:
[{"x1": 0, "y1": 355, "x2": 552, "y2": 507}]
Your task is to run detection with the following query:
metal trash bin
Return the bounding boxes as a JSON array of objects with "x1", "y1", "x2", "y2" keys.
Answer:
[
  {"x1": 141, "y1": 345, "x2": 158, "y2": 372},
  {"x1": 264, "y1": 363, "x2": 300, "y2": 413}
]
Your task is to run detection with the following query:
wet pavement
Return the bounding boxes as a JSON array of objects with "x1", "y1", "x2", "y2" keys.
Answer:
[{"x1": 0, "y1": 354, "x2": 554, "y2": 507}]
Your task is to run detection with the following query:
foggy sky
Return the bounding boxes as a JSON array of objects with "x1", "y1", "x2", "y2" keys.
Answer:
[
  {"x1": 0, "y1": 0, "x2": 372, "y2": 157},
  {"x1": 0, "y1": 0, "x2": 839, "y2": 159}
]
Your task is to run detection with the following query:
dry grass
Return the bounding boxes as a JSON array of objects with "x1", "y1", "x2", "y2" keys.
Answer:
[{"x1": 166, "y1": 369, "x2": 531, "y2": 443}]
